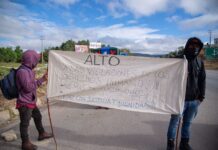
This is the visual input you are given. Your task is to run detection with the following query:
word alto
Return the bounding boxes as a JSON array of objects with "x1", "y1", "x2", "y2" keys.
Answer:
[{"x1": 84, "y1": 54, "x2": 120, "y2": 66}]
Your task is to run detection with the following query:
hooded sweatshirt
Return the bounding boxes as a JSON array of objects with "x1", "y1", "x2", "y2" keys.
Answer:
[
  {"x1": 16, "y1": 50, "x2": 46, "y2": 109},
  {"x1": 184, "y1": 37, "x2": 206, "y2": 102}
]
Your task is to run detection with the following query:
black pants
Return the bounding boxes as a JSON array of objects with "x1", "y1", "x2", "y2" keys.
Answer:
[{"x1": 18, "y1": 106, "x2": 45, "y2": 142}]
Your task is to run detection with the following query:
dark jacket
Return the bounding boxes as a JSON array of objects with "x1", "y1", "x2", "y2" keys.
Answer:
[
  {"x1": 184, "y1": 37, "x2": 206, "y2": 102},
  {"x1": 16, "y1": 50, "x2": 45, "y2": 107}
]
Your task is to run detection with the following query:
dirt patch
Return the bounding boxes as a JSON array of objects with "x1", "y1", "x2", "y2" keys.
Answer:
[
  {"x1": 205, "y1": 60, "x2": 218, "y2": 70},
  {"x1": 0, "y1": 84, "x2": 47, "y2": 128}
]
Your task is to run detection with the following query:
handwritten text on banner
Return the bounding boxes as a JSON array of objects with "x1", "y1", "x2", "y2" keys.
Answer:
[{"x1": 47, "y1": 51, "x2": 187, "y2": 114}]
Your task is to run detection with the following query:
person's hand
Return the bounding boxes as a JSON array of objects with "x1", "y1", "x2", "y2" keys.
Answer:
[
  {"x1": 198, "y1": 96, "x2": 204, "y2": 103},
  {"x1": 198, "y1": 98, "x2": 203, "y2": 102},
  {"x1": 197, "y1": 96, "x2": 204, "y2": 104},
  {"x1": 43, "y1": 70, "x2": 48, "y2": 81},
  {"x1": 33, "y1": 68, "x2": 37, "y2": 76},
  {"x1": 196, "y1": 100, "x2": 202, "y2": 105}
]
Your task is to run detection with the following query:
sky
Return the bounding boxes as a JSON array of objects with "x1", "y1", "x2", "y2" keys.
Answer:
[{"x1": 0, "y1": 0, "x2": 218, "y2": 54}]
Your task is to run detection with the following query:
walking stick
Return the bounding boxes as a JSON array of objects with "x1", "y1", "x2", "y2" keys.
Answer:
[{"x1": 47, "y1": 97, "x2": 58, "y2": 150}]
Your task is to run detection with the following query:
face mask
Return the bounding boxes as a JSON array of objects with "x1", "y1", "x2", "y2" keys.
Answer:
[
  {"x1": 194, "y1": 47, "x2": 199, "y2": 55},
  {"x1": 185, "y1": 47, "x2": 199, "y2": 59}
]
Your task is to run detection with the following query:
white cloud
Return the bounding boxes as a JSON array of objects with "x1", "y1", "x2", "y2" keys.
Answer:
[
  {"x1": 114, "y1": 0, "x2": 218, "y2": 18},
  {"x1": 166, "y1": 15, "x2": 180, "y2": 23},
  {"x1": 104, "y1": 0, "x2": 218, "y2": 30},
  {"x1": 99, "y1": 36, "x2": 186, "y2": 54},
  {"x1": 0, "y1": 7, "x2": 182, "y2": 54},
  {"x1": 180, "y1": 0, "x2": 218, "y2": 15},
  {"x1": 0, "y1": 2, "x2": 77, "y2": 50},
  {"x1": 122, "y1": 0, "x2": 170, "y2": 17},
  {"x1": 0, "y1": 0, "x2": 26, "y2": 14},
  {"x1": 127, "y1": 20, "x2": 138, "y2": 24},
  {"x1": 180, "y1": 14, "x2": 218, "y2": 29},
  {"x1": 180, "y1": 0, "x2": 207, "y2": 15},
  {"x1": 89, "y1": 24, "x2": 162, "y2": 40},
  {"x1": 96, "y1": 15, "x2": 107, "y2": 21},
  {"x1": 104, "y1": 0, "x2": 174, "y2": 18},
  {"x1": 179, "y1": 0, "x2": 218, "y2": 29},
  {"x1": 48, "y1": 0, "x2": 79, "y2": 7},
  {"x1": 107, "y1": 1, "x2": 128, "y2": 18},
  {"x1": 0, "y1": 9, "x2": 185, "y2": 54},
  {"x1": 0, "y1": 0, "x2": 199, "y2": 54},
  {"x1": 191, "y1": 30, "x2": 218, "y2": 44}
]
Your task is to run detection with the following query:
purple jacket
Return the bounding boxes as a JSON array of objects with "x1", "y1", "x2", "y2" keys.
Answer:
[{"x1": 16, "y1": 50, "x2": 45, "y2": 107}]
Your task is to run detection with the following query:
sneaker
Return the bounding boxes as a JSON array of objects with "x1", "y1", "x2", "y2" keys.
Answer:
[
  {"x1": 38, "y1": 132, "x2": 53, "y2": 141},
  {"x1": 167, "y1": 139, "x2": 175, "y2": 150}
]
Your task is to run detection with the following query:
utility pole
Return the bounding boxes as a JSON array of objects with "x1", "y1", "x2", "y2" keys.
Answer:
[
  {"x1": 40, "y1": 35, "x2": 44, "y2": 63},
  {"x1": 209, "y1": 30, "x2": 212, "y2": 47}
]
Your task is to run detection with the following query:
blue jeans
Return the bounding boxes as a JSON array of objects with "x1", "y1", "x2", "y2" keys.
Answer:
[{"x1": 167, "y1": 100, "x2": 200, "y2": 139}]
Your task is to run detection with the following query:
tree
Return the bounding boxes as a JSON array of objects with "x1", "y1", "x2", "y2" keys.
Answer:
[
  {"x1": 7, "y1": 47, "x2": 17, "y2": 62},
  {"x1": 163, "y1": 46, "x2": 184, "y2": 58},
  {"x1": 77, "y1": 40, "x2": 89, "y2": 46},
  {"x1": 14, "y1": 46, "x2": 23, "y2": 62},
  {"x1": 61, "y1": 40, "x2": 75, "y2": 51},
  {"x1": 0, "y1": 47, "x2": 5, "y2": 62},
  {"x1": 120, "y1": 48, "x2": 130, "y2": 53},
  {"x1": 43, "y1": 50, "x2": 49, "y2": 62},
  {"x1": 0, "y1": 47, "x2": 17, "y2": 62}
]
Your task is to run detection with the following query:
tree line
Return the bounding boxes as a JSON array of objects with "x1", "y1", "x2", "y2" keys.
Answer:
[
  {"x1": 0, "y1": 46, "x2": 23, "y2": 62},
  {"x1": 0, "y1": 39, "x2": 184, "y2": 63},
  {"x1": 0, "y1": 40, "x2": 90, "y2": 63},
  {"x1": 46, "y1": 39, "x2": 90, "y2": 51},
  {"x1": 43, "y1": 39, "x2": 90, "y2": 62},
  {"x1": 162, "y1": 46, "x2": 184, "y2": 58}
]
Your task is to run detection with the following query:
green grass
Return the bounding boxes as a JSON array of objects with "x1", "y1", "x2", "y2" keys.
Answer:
[
  {"x1": 0, "y1": 62, "x2": 46, "y2": 67},
  {"x1": 0, "y1": 67, "x2": 10, "y2": 78},
  {"x1": 0, "y1": 62, "x2": 47, "y2": 79},
  {"x1": 0, "y1": 62, "x2": 20, "y2": 68}
]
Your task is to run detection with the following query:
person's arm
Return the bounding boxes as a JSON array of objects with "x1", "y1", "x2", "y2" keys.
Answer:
[
  {"x1": 198, "y1": 61, "x2": 206, "y2": 102},
  {"x1": 16, "y1": 69, "x2": 37, "y2": 93},
  {"x1": 36, "y1": 71, "x2": 48, "y2": 87}
]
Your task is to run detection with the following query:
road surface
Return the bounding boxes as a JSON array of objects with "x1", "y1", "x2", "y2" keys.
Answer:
[{"x1": 0, "y1": 70, "x2": 218, "y2": 150}]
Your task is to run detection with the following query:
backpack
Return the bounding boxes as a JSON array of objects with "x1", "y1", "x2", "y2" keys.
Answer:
[{"x1": 0, "y1": 68, "x2": 19, "y2": 100}]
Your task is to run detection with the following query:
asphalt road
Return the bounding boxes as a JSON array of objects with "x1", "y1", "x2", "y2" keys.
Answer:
[{"x1": 0, "y1": 70, "x2": 218, "y2": 150}]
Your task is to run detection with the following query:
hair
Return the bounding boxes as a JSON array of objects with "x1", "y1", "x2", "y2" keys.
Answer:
[{"x1": 184, "y1": 37, "x2": 203, "y2": 52}]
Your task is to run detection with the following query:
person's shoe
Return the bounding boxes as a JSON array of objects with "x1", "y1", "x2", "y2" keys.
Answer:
[
  {"x1": 179, "y1": 138, "x2": 193, "y2": 150},
  {"x1": 22, "y1": 140, "x2": 37, "y2": 150},
  {"x1": 167, "y1": 139, "x2": 175, "y2": 150},
  {"x1": 95, "y1": 106, "x2": 109, "y2": 110},
  {"x1": 38, "y1": 132, "x2": 53, "y2": 141}
]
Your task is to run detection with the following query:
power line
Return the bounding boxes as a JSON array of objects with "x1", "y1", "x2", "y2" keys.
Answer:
[{"x1": 40, "y1": 35, "x2": 44, "y2": 63}]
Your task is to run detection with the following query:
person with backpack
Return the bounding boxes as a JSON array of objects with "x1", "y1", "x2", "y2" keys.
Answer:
[
  {"x1": 166, "y1": 37, "x2": 206, "y2": 150},
  {"x1": 16, "y1": 50, "x2": 53, "y2": 150}
]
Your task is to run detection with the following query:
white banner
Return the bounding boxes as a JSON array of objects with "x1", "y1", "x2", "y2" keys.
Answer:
[
  {"x1": 89, "y1": 42, "x2": 102, "y2": 49},
  {"x1": 47, "y1": 51, "x2": 187, "y2": 114},
  {"x1": 75, "y1": 45, "x2": 89, "y2": 53}
]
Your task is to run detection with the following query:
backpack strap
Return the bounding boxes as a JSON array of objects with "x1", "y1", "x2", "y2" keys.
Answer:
[{"x1": 16, "y1": 66, "x2": 31, "y2": 92}]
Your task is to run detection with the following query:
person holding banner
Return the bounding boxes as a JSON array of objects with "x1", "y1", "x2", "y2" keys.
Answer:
[
  {"x1": 167, "y1": 37, "x2": 206, "y2": 150},
  {"x1": 16, "y1": 50, "x2": 53, "y2": 150}
]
